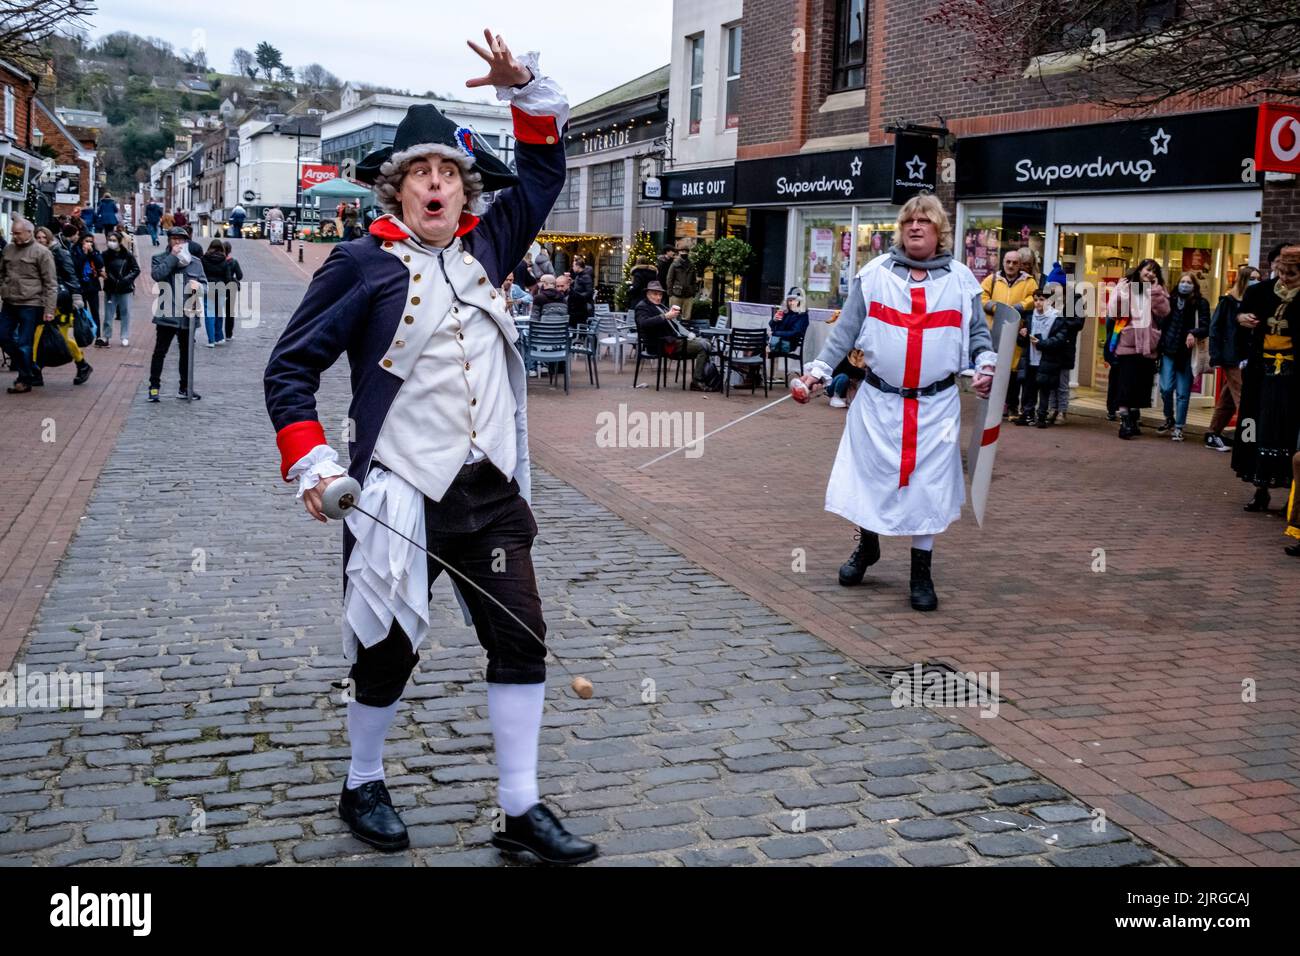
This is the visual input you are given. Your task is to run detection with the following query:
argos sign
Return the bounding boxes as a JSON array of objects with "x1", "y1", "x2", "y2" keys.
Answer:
[
  {"x1": 300, "y1": 163, "x2": 339, "y2": 191},
  {"x1": 1255, "y1": 103, "x2": 1300, "y2": 175}
]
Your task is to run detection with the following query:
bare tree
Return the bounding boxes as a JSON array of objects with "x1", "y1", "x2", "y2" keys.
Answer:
[
  {"x1": 232, "y1": 47, "x2": 256, "y2": 79},
  {"x1": 928, "y1": 0, "x2": 1300, "y2": 109},
  {"x1": 0, "y1": 0, "x2": 95, "y2": 64},
  {"x1": 300, "y1": 62, "x2": 340, "y2": 90}
]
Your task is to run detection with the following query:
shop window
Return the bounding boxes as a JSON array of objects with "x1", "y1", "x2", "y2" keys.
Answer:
[
  {"x1": 724, "y1": 26, "x2": 742, "y2": 130},
  {"x1": 608, "y1": 160, "x2": 624, "y2": 207},
  {"x1": 688, "y1": 34, "x2": 704, "y2": 134},
  {"x1": 1056, "y1": 1, "x2": 1177, "y2": 53},
  {"x1": 832, "y1": 0, "x2": 867, "y2": 92},
  {"x1": 960, "y1": 201, "x2": 1047, "y2": 284},
  {"x1": 554, "y1": 171, "x2": 579, "y2": 211},
  {"x1": 591, "y1": 163, "x2": 612, "y2": 207}
]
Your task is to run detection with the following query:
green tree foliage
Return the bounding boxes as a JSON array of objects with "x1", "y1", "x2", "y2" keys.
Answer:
[
  {"x1": 614, "y1": 230, "x2": 657, "y2": 311},
  {"x1": 255, "y1": 42, "x2": 284, "y2": 81}
]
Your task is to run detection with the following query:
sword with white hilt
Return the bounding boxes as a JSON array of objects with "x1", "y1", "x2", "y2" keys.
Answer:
[{"x1": 964, "y1": 302, "x2": 1020, "y2": 527}]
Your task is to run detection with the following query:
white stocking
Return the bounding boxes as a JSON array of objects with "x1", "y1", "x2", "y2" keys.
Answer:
[
  {"x1": 912, "y1": 534, "x2": 935, "y2": 552},
  {"x1": 488, "y1": 682, "x2": 545, "y2": 816},
  {"x1": 346, "y1": 699, "x2": 400, "y2": 790}
]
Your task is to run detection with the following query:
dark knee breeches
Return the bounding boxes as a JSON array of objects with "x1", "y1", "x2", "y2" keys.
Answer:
[{"x1": 348, "y1": 461, "x2": 547, "y2": 707}]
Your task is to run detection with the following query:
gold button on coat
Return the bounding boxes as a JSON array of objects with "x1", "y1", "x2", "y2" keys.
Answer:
[
  {"x1": 382, "y1": 359, "x2": 392, "y2": 368},
  {"x1": 411, "y1": 296, "x2": 420, "y2": 305},
  {"x1": 477, "y1": 276, "x2": 486, "y2": 285},
  {"x1": 413, "y1": 273, "x2": 421, "y2": 281},
  {"x1": 464, "y1": 361, "x2": 471, "y2": 370},
  {"x1": 463, "y1": 255, "x2": 473, "y2": 264},
  {"x1": 404, "y1": 315, "x2": 414, "y2": 324}
]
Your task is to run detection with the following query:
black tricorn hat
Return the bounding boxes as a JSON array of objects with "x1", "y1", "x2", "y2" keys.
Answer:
[{"x1": 355, "y1": 103, "x2": 519, "y2": 191}]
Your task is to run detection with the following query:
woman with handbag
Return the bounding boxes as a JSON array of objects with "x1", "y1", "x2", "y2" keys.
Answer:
[
  {"x1": 1156, "y1": 272, "x2": 1211, "y2": 443},
  {"x1": 1108, "y1": 259, "x2": 1170, "y2": 440},
  {"x1": 32, "y1": 227, "x2": 92, "y2": 385},
  {"x1": 72, "y1": 234, "x2": 106, "y2": 348}
]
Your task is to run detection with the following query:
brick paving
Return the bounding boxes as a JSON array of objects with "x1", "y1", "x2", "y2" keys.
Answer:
[
  {"x1": 0, "y1": 238, "x2": 1166, "y2": 866},
  {"x1": 525, "y1": 337, "x2": 1300, "y2": 866}
]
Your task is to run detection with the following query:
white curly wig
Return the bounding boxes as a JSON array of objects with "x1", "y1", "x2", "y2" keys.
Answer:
[{"x1": 372, "y1": 143, "x2": 486, "y2": 219}]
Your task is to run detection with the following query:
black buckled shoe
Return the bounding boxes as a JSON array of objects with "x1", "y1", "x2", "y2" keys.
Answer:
[
  {"x1": 492, "y1": 803, "x2": 598, "y2": 865},
  {"x1": 909, "y1": 548, "x2": 938, "y2": 612},
  {"x1": 838, "y1": 528, "x2": 881, "y2": 586},
  {"x1": 339, "y1": 781, "x2": 409, "y2": 852},
  {"x1": 73, "y1": 361, "x2": 92, "y2": 386},
  {"x1": 1244, "y1": 488, "x2": 1270, "y2": 512}
]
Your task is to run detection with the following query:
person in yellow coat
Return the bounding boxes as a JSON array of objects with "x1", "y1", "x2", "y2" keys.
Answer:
[
  {"x1": 1287, "y1": 451, "x2": 1300, "y2": 557},
  {"x1": 981, "y1": 248, "x2": 1037, "y2": 416}
]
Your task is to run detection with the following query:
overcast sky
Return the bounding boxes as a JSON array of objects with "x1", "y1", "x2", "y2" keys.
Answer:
[{"x1": 83, "y1": 0, "x2": 674, "y2": 105}]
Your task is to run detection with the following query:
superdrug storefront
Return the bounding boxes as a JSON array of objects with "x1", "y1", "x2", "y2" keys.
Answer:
[{"x1": 955, "y1": 106, "x2": 1267, "y2": 398}]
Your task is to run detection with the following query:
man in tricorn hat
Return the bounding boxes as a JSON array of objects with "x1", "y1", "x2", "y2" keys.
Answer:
[{"x1": 264, "y1": 30, "x2": 595, "y2": 864}]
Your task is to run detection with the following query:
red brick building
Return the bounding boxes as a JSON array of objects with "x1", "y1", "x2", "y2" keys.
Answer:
[
  {"x1": 727, "y1": 0, "x2": 1300, "y2": 398},
  {"x1": 32, "y1": 99, "x2": 97, "y2": 219},
  {"x1": 0, "y1": 57, "x2": 46, "y2": 238}
]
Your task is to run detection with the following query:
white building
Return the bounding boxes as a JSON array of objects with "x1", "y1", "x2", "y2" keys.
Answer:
[
  {"x1": 237, "y1": 115, "x2": 322, "y2": 221},
  {"x1": 321, "y1": 86, "x2": 512, "y2": 176},
  {"x1": 661, "y1": 0, "x2": 745, "y2": 251}
]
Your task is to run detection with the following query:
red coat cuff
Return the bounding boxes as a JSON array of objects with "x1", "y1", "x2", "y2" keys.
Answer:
[
  {"x1": 511, "y1": 104, "x2": 560, "y2": 146},
  {"x1": 276, "y1": 420, "x2": 327, "y2": 482}
]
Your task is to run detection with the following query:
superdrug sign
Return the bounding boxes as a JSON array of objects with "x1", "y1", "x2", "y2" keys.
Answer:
[
  {"x1": 735, "y1": 147, "x2": 892, "y2": 206},
  {"x1": 957, "y1": 107, "x2": 1258, "y2": 198}
]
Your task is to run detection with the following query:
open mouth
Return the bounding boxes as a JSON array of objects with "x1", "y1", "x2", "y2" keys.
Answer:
[{"x1": 425, "y1": 199, "x2": 444, "y2": 216}]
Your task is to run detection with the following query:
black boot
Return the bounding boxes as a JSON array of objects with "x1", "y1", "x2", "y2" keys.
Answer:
[
  {"x1": 909, "y1": 548, "x2": 938, "y2": 612},
  {"x1": 838, "y1": 528, "x2": 881, "y2": 586},
  {"x1": 1035, "y1": 412, "x2": 1049, "y2": 429},
  {"x1": 1118, "y1": 413, "x2": 1134, "y2": 439},
  {"x1": 1244, "y1": 487, "x2": 1271, "y2": 512},
  {"x1": 492, "y1": 803, "x2": 598, "y2": 865},
  {"x1": 73, "y1": 361, "x2": 93, "y2": 386},
  {"x1": 338, "y1": 780, "x2": 409, "y2": 851}
]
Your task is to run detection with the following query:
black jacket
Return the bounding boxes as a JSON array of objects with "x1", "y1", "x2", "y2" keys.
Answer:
[
  {"x1": 1209, "y1": 293, "x2": 1249, "y2": 368},
  {"x1": 227, "y1": 255, "x2": 244, "y2": 284},
  {"x1": 1018, "y1": 310, "x2": 1072, "y2": 378},
  {"x1": 634, "y1": 299, "x2": 682, "y2": 354},
  {"x1": 72, "y1": 246, "x2": 103, "y2": 291},
  {"x1": 627, "y1": 264, "x2": 658, "y2": 309},
  {"x1": 202, "y1": 249, "x2": 232, "y2": 284},
  {"x1": 528, "y1": 287, "x2": 567, "y2": 320},
  {"x1": 1159, "y1": 292, "x2": 1210, "y2": 369},
  {"x1": 571, "y1": 265, "x2": 594, "y2": 305},
  {"x1": 103, "y1": 247, "x2": 141, "y2": 295}
]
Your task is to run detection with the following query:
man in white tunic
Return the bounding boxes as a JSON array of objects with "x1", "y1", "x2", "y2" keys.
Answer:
[{"x1": 799, "y1": 194, "x2": 996, "y2": 611}]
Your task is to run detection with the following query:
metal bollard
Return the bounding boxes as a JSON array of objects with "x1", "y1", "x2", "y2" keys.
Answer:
[{"x1": 298, "y1": 244, "x2": 303, "y2": 263}]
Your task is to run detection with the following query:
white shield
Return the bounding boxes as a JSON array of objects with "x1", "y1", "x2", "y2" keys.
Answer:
[{"x1": 965, "y1": 303, "x2": 1021, "y2": 527}]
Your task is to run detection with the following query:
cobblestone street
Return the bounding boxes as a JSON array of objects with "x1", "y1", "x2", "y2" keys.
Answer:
[{"x1": 0, "y1": 239, "x2": 1170, "y2": 867}]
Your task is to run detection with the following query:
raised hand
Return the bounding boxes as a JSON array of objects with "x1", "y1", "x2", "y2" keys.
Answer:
[{"x1": 465, "y1": 29, "x2": 531, "y2": 89}]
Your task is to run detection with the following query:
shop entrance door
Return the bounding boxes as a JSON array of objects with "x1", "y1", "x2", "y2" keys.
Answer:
[{"x1": 1059, "y1": 228, "x2": 1252, "y2": 422}]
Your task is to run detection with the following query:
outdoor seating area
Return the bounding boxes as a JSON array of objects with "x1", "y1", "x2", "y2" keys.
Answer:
[{"x1": 517, "y1": 299, "x2": 824, "y2": 397}]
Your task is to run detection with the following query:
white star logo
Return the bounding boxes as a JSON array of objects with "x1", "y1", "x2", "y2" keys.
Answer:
[
  {"x1": 905, "y1": 154, "x2": 926, "y2": 180},
  {"x1": 1150, "y1": 128, "x2": 1171, "y2": 155},
  {"x1": 849, "y1": 155, "x2": 863, "y2": 176}
]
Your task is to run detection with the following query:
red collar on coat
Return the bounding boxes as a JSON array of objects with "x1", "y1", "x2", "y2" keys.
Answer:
[{"x1": 368, "y1": 212, "x2": 480, "y2": 243}]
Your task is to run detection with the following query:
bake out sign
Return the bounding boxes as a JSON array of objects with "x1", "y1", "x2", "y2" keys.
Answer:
[{"x1": 680, "y1": 178, "x2": 729, "y2": 198}]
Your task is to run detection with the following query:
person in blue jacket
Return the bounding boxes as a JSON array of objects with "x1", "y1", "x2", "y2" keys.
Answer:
[{"x1": 264, "y1": 32, "x2": 596, "y2": 865}]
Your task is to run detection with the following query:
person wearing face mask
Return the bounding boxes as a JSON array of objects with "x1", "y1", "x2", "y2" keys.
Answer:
[
  {"x1": 1156, "y1": 272, "x2": 1210, "y2": 443},
  {"x1": 1233, "y1": 245, "x2": 1300, "y2": 515},
  {"x1": 1205, "y1": 264, "x2": 1260, "y2": 452},
  {"x1": 264, "y1": 34, "x2": 596, "y2": 865},
  {"x1": 102, "y1": 231, "x2": 141, "y2": 348},
  {"x1": 148, "y1": 227, "x2": 208, "y2": 401}
]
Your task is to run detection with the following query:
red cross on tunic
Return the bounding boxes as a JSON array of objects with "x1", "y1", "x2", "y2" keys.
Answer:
[{"x1": 868, "y1": 286, "x2": 963, "y2": 487}]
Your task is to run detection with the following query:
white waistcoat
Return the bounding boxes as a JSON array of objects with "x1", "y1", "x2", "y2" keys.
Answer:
[{"x1": 370, "y1": 233, "x2": 523, "y2": 503}]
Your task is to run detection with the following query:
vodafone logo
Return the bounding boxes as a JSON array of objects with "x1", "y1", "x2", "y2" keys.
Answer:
[
  {"x1": 1270, "y1": 115, "x2": 1300, "y2": 164},
  {"x1": 1256, "y1": 103, "x2": 1300, "y2": 174}
]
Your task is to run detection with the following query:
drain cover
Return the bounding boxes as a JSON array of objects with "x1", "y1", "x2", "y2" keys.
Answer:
[{"x1": 866, "y1": 660, "x2": 1005, "y2": 707}]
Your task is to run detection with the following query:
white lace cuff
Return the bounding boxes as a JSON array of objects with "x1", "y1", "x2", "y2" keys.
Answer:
[
  {"x1": 496, "y1": 51, "x2": 571, "y2": 132},
  {"x1": 973, "y1": 350, "x2": 998, "y2": 372},
  {"x1": 804, "y1": 360, "x2": 835, "y2": 384},
  {"x1": 288, "y1": 444, "x2": 347, "y2": 500}
]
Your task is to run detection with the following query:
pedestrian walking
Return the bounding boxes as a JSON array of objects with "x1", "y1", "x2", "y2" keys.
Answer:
[
  {"x1": 223, "y1": 240, "x2": 243, "y2": 341},
  {"x1": 146, "y1": 200, "x2": 164, "y2": 246},
  {"x1": 96, "y1": 191, "x2": 120, "y2": 232},
  {"x1": 103, "y1": 231, "x2": 141, "y2": 347},
  {"x1": 1109, "y1": 259, "x2": 1170, "y2": 439},
  {"x1": 0, "y1": 218, "x2": 60, "y2": 393},
  {"x1": 1205, "y1": 265, "x2": 1259, "y2": 451},
  {"x1": 1233, "y1": 245, "x2": 1299, "y2": 512},
  {"x1": 201, "y1": 239, "x2": 231, "y2": 347},
  {"x1": 229, "y1": 203, "x2": 247, "y2": 239},
  {"x1": 73, "y1": 234, "x2": 106, "y2": 347},
  {"x1": 1155, "y1": 272, "x2": 1210, "y2": 442},
  {"x1": 148, "y1": 227, "x2": 206, "y2": 401}
]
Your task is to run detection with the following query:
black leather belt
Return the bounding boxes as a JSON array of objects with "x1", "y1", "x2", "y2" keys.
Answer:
[{"x1": 865, "y1": 369, "x2": 957, "y2": 400}]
